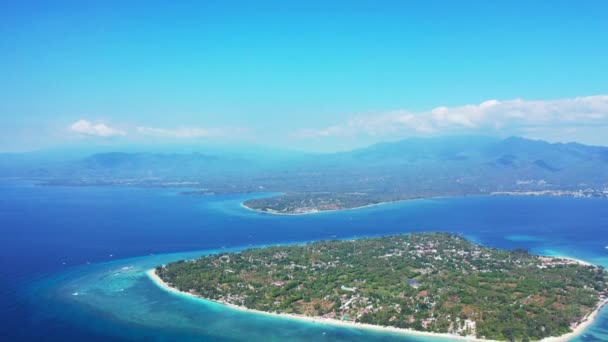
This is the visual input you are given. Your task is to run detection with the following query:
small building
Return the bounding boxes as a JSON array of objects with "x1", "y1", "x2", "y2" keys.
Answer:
[{"x1": 341, "y1": 285, "x2": 357, "y2": 292}]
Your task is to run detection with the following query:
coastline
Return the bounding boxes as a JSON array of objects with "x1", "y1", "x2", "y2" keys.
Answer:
[
  {"x1": 240, "y1": 197, "x2": 425, "y2": 216},
  {"x1": 552, "y1": 256, "x2": 593, "y2": 267},
  {"x1": 242, "y1": 192, "x2": 608, "y2": 216},
  {"x1": 146, "y1": 267, "x2": 606, "y2": 342},
  {"x1": 145, "y1": 269, "x2": 489, "y2": 341},
  {"x1": 542, "y1": 296, "x2": 607, "y2": 342}
]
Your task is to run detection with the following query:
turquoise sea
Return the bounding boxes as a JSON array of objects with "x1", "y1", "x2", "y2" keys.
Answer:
[{"x1": 2, "y1": 180, "x2": 608, "y2": 341}]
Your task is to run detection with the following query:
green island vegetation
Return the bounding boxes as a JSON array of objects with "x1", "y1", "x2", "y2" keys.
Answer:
[
  {"x1": 156, "y1": 233, "x2": 608, "y2": 341},
  {"x1": 241, "y1": 192, "x2": 402, "y2": 214},
  {"x1": 242, "y1": 189, "x2": 607, "y2": 215}
]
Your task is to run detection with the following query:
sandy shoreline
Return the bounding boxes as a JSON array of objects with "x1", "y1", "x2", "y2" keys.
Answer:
[
  {"x1": 146, "y1": 268, "x2": 606, "y2": 342},
  {"x1": 146, "y1": 269, "x2": 487, "y2": 341},
  {"x1": 541, "y1": 297, "x2": 607, "y2": 342},
  {"x1": 240, "y1": 198, "x2": 422, "y2": 216},
  {"x1": 242, "y1": 192, "x2": 608, "y2": 216},
  {"x1": 554, "y1": 256, "x2": 593, "y2": 267}
]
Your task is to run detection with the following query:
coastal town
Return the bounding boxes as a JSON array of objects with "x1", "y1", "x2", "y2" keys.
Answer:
[
  {"x1": 491, "y1": 188, "x2": 608, "y2": 198},
  {"x1": 155, "y1": 233, "x2": 608, "y2": 341}
]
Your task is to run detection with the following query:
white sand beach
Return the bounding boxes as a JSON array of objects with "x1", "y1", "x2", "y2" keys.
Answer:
[
  {"x1": 146, "y1": 267, "x2": 606, "y2": 342},
  {"x1": 240, "y1": 199, "x2": 416, "y2": 216}
]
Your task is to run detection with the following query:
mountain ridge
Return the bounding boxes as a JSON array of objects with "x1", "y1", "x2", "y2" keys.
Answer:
[{"x1": 1, "y1": 136, "x2": 607, "y2": 207}]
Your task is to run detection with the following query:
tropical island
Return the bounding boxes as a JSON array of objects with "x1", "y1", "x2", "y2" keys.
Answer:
[
  {"x1": 152, "y1": 233, "x2": 608, "y2": 341},
  {"x1": 241, "y1": 189, "x2": 608, "y2": 215},
  {"x1": 241, "y1": 192, "x2": 412, "y2": 215}
]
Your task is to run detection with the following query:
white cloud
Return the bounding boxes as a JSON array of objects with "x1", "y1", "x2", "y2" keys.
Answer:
[
  {"x1": 69, "y1": 120, "x2": 126, "y2": 137},
  {"x1": 292, "y1": 95, "x2": 608, "y2": 140},
  {"x1": 136, "y1": 126, "x2": 248, "y2": 138},
  {"x1": 66, "y1": 119, "x2": 250, "y2": 140}
]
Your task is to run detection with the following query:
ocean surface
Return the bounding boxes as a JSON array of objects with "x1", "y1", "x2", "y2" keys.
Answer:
[{"x1": 2, "y1": 180, "x2": 608, "y2": 341}]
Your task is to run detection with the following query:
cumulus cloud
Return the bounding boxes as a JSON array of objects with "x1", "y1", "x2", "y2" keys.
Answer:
[
  {"x1": 292, "y1": 95, "x2": 608, "y2": 140},
  {"x1": 69, "y1": 120, "x2": 126, "y2": 137},
  {"x1": 136, "y1": 126, "x2": 248, "y2": 138}
]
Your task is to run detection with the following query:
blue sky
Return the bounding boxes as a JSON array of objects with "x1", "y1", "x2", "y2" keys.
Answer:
[{"x1": 1, "y1": 0, "x2": 608, "y2": 152}]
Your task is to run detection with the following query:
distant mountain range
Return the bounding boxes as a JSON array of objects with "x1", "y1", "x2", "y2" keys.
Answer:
[
  {"x1": 1, "y1": 137, "x2": 607, "y2": 205},
  {"x1": 316, "y1": 136, "x2": 608, "y2": 191}
]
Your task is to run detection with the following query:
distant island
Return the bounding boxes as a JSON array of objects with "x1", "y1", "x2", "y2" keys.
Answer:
[
  {"x1": 240, "y1": 192, "x2": 416, "y2": 215},
  {"x1": 151, "y1": 233, "x2": 608, "y2": 341},
  {"x1": 241, "y1": 190, "x2": 608, "y2": 215},
  {"x1": 5, "y1": 137, "x2": 608, "y2": 211}
]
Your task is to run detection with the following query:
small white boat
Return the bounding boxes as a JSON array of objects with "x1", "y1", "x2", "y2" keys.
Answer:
[{"x1": 72, "y1": 292, "x2": 79, "y2": 296}]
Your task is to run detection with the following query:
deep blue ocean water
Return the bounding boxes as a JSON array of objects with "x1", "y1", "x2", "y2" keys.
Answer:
[{"x1": 2, "y1": 180, "x2": 608, "y2": 341}]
